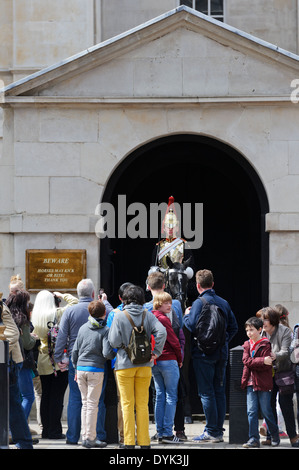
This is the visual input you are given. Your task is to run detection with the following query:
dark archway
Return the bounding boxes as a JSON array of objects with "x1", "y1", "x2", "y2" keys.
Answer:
[{"x1": 100, "y1": 133, "x2": 269, "y2": 350}]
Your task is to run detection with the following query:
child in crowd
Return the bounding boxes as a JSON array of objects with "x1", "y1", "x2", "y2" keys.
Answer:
[
  {"x1": 72, "y1": 300, "x2": 116, "y2": 448},
  {"x1": 241, "y1": 316, "x2": 280, "y2": 448},
  {"x1": 151, "y1": 291, "x2": 183, "y2": 444}
]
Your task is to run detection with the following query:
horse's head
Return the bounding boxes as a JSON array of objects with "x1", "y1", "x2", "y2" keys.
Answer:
[{"x1": 165, "y1": 256, "x2": 193, "y2": 310}]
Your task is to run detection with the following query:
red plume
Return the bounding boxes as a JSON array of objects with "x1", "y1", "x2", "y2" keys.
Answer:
[{"x1": 168, "y1": 196, "x2": 175, "y2": 207}]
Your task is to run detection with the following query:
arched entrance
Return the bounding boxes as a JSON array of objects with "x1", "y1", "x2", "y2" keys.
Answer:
[{"x1": 100, "y1": 134, "x2": 269, "y2": 349}]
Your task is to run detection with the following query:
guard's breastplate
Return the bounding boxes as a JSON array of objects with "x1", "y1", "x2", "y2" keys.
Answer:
[{"x1": 158, "y1": 238, "x2": 185, "y2": 270}]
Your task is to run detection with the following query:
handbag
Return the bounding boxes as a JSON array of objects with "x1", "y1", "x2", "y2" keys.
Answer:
[{"x1": 274, "y1": 369, "x2": 295, "y2": 395}]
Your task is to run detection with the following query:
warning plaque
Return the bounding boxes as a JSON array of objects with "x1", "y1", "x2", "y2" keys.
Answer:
[{"x1": 26, "y1": 249, "x2": 86, "y2": 292}]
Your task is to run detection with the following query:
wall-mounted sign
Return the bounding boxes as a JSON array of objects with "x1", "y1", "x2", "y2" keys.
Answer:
[{"x1": 26, "y1": 249, "x2": 86, "y2": 291}]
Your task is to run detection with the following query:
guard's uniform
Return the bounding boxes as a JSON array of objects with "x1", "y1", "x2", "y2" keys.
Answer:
[{"x1": 156, "y1": 237, "x2": 186, "y2": 270}]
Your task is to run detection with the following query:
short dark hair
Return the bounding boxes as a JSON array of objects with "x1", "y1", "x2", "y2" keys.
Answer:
[
  {"x1": 261, "y1": 307, "x2": 280, "y2": 327},
  {"x1": 122, "y1": 285, "x2": 145, "y2": 306},
  {"x1": 118, "y1": 282, "x2": 134, "y2": 299},
  {"x1": 88, "y1": 300, "x2": 106, "y2": 318},
  {"x1": 245, "y1": 316, "x2": 263, "y2": 330}
]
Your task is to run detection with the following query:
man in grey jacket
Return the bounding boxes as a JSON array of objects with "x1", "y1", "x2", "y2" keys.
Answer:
[{"x1": 54, "y1": 278, "x2": 107, "y2": 445}]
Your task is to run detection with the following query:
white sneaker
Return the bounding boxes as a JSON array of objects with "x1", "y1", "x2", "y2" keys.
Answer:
[{"x1": 193, "y1": 432, "x2": 223, "y2": 442}]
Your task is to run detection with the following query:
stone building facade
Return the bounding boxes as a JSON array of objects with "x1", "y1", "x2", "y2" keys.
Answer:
[{"x1": 1, "y1": 2, "x2": 299, "y2": 341}]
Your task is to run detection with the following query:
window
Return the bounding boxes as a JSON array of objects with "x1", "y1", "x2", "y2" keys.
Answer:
[{"x1": 180, "y1": 0, "x2": 224, "y2": 22}]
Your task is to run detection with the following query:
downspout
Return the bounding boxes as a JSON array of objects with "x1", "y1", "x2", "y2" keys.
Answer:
[{"x1": 93, "y1": 0, "x2": 102, "y2": 45}]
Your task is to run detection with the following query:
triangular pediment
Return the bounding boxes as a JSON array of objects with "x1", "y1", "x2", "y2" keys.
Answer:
[{"x1": 3, "y1": 6, "x2": 299, "y2": 100}]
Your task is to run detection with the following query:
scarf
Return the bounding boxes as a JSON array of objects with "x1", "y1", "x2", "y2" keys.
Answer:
[{"x1": 88, "y1": 315, "x2": 105, "y2": 328}]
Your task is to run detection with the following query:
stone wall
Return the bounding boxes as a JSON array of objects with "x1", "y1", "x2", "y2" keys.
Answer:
[{"x1": 1, "y1": 6, "x2": 299, "y2": 325}]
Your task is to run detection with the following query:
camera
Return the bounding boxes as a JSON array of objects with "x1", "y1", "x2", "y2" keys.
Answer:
[
  {"x1": 53, "y1": 294, "x2": 61, "y2": 307},
  {"x1": 98, "y1": 288, "x2": 104, "y2": 300}
]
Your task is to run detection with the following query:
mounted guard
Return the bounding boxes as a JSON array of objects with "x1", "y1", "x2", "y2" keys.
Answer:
[
  {"x1": 156, "y1": 196, "x2": 185, "y2": 269},
  {"x1": 149, "y1": 196, "x2": 194, "y2": 310}
]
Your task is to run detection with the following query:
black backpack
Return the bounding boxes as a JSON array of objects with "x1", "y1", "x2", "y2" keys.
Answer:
[
  {"x1": 122, "y1": 310, "x2": 152, "y2": 364},
  {"x1": 195, "y1": 297, "x2": 226, "y2": 355}
]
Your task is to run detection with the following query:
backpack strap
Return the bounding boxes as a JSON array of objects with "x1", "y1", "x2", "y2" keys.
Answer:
[
  {"x1": 123, "y1": 309, "x2": 137, "y2": 329},
  {"x1": 121, "y1": 310, "x2": 147, "y2": 354},
  {"x1": 123, "y1": 309, "x2": 146, "y2": 332}
]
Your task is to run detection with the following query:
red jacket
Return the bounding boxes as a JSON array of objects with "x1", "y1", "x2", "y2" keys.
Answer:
[
  {"x1": 152, "y1": 310, "x2": 182, "y2": 364},
  {"x1": 241, "y1": 338, "x2": 273, "y2": 391}
]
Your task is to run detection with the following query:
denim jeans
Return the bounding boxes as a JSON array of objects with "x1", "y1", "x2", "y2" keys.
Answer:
[
  {"x1": 9, "y1": 362, "x2": 33, "y2": 449},
  {"x1": 18, "y1": 365, "x2": 35, "y2": 420},
  {"x1": 152, "y1": 360, "x2": 180, "y2": 438},
  {"x1": 193, "y1": 356, "x2": 227, "y2": 437},
  {"x1": 247, "y1": 386, "x2": 279, "y2": 442},
  {"x1": 67, "y1": 358, "x2": 107, "y2": 443}
]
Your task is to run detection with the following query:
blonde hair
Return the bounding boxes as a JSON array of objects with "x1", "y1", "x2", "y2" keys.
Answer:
[
  {"x1": 31, "y1": 290, "x2": 57, "y2": 340},
  {"x1": 9, "y1": 274, "x2": 24, "y2": 292},
  {"x1": 153, "y1": 291, "x2": 172, "y2": 310}
]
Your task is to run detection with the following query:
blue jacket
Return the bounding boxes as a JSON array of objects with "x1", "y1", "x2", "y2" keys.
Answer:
[
  {"x1": 106, "y1": 303, "x2": 124, "y2": 369},
  {"x1": 183, "y1": 289, "x2": 238, "y2": 360}
]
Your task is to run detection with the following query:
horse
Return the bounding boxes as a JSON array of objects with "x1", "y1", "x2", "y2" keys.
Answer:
[
  {"x1": 148, "y1": 257, "x2": 193, "y2": 311},
  {"x1": 165, "y1": 256, "x2": 193, "y2": 311}
]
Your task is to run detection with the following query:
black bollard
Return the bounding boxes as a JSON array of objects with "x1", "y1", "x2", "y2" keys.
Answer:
[
  {"x1": 0, "y1": 297, "x2": 9, "y2": 449},
  {"x1": 229, "y1": 345, "x2": 248, "y2": 444}
]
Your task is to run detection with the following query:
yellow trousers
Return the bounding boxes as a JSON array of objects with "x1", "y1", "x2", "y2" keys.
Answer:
[{"x1": 116, "y1": 366, "x2": 152, "y2": 446}]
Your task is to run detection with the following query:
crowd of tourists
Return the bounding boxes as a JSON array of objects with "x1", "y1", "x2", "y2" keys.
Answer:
[{"x1": 2, "y1": 270, "x2": 299, "y2": 449}]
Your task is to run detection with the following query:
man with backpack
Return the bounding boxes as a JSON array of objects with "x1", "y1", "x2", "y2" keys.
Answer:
[
  {"x1": 183, "y1": 269, "x2": 238, "y2": 443},
  {"x1": 108, "y1": 285, "x2": 167, "y2": 449}
]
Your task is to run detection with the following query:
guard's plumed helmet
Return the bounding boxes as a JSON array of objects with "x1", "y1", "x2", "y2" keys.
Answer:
[{"x1": 164, "y1": 208, "x2": 178, "y2": 229}]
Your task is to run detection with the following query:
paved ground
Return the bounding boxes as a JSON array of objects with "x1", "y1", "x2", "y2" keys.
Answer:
[{"x1": 14, "y1": 418, "x2": 297, "y2": 452}]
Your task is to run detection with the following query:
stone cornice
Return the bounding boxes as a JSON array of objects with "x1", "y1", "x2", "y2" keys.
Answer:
[{"x1": 1, "y1": 95, "x2": 295, "y2": 107}]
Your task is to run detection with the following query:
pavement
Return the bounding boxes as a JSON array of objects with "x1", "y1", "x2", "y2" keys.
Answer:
[{"x1": 11, "y1": 418, "x2": 298, "y2": 453}]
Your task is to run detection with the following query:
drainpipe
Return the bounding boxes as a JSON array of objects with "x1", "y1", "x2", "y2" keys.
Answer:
[{"x1": 93, "y1": 0, "x2": 102, "y2": 45}]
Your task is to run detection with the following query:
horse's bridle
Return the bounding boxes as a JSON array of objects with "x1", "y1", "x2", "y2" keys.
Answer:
[{"x1": 166, "y1": 268, "x2": 188, "y2": 304}]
